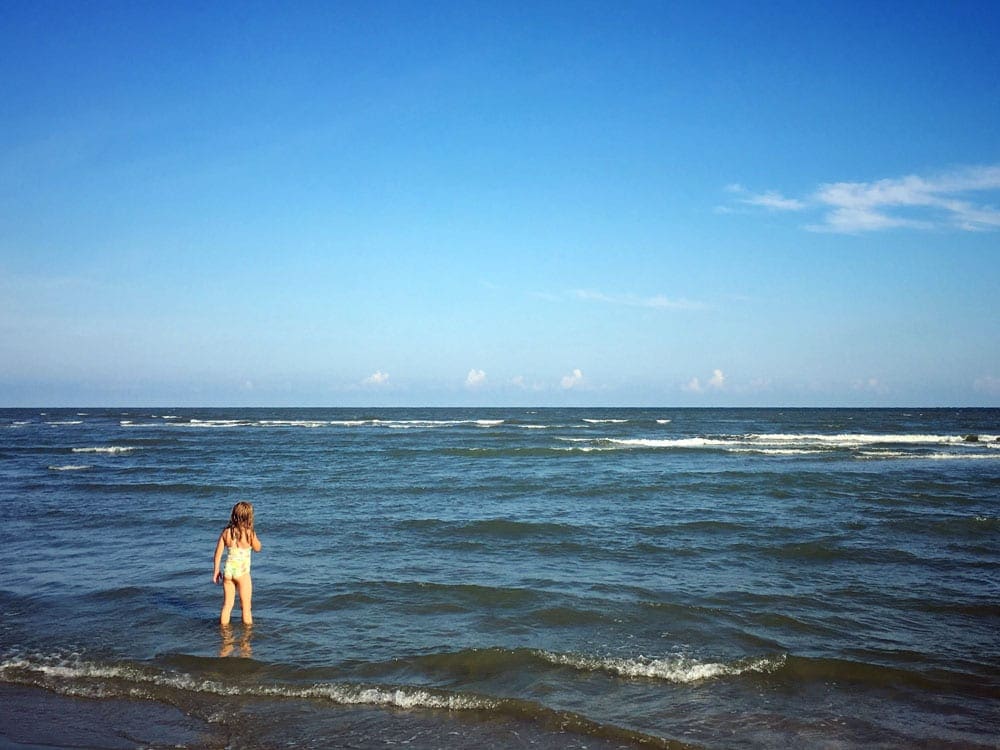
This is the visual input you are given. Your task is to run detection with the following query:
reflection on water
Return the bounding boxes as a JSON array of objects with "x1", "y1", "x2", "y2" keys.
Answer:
[{"x1": 219, "y1": 624, "x2": 253, "y2": 658}]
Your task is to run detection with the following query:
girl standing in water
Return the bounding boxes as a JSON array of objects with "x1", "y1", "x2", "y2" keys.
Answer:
[{"x1": 213, "y1": 501, "x2": 262, "y2": 625}]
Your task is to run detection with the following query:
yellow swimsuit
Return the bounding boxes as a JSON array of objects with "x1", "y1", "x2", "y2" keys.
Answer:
[{"x1": 223, "y1": 544, "x2": 252, "y2": 579}]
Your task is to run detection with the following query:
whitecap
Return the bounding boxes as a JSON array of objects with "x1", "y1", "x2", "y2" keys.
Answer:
[
  {"x1": 535, "y1": 650, "x2": 784, "y2": 683},
  {"x1": 0, "y1": 655, "x2": 497, "y2": 712},
  {"x1": 72, "y1": 446, "x2": 137, "y2": 454},
  {"x1": 926, "y1": 452, "x2": 1000, "y2": 460},
  {"x1": 604, "y1": 437, "x2": 731, "y2": 448},
  {"x1": 48, "y1": 465, "x2": 89, "y2": 471}
]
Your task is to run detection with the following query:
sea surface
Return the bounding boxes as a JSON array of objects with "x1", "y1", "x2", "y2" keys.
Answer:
[{"x1": 0, "y1": 407, "x2": 997, "y2": 749}]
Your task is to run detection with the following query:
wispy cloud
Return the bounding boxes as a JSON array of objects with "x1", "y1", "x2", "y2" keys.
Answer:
[
  {"x1": 725, "y1": 164, "x2": 1000, "y2": 233},
  {"x1": 726, "y1": 184, "x2": 806, "y2": 211},
  {"x1": 852, "y1": 377, "x2": 889, "y2": 395},
  {"x1": 574, "y1": 289, "x2": 707, "y2": 311},
  {"x1": 362, "y1": 370, "x2": 389, "y2": 385}
]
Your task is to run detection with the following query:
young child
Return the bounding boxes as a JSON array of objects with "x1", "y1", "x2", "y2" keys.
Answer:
[{"x1": 213, "y1": 501, "x2": 262, "y2": 625}]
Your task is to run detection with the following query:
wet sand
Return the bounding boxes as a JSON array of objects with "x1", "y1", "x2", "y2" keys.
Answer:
[
  {"x1": 0, "y1": 684, "x2": 219, "y2": 749},
  {"x1": 0, "y1": 683, "x2": 660, "y2": 749}
]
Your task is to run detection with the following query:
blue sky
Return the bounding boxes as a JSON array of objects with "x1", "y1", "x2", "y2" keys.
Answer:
[{"x1": 2, "y1": 1, "x2": 998, "y2": 406}]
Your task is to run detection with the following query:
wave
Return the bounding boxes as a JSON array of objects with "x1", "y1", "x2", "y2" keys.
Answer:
[
  {"x1": 749, "y1": 432, "x2": 999, "y2": 446},
  {"x1": 45, "y1": 420, "x2": 83, "y2": 426},
  {"x1": 383, "y1": 647, "x2": 785, "y2": 687},
  {"x1": 553, "y1": 432, "x2": 999, "y2": 456},
  {"x1": 0, "y1": 653, "x2": 692, "y2": 749},
  {"x1": 925, "y1": 452, "x2": 1000, "y2": 460},
  {"x1": 0, "y1": 653, "x2": 498, "y2": 709},
  {"x1": 536, "y1": 650, "x2": 785, "y2": 683},
  {"x1": 47, "y1": 464, "x2": 89, "y2": 471},
  {"x1": 120, "y1": 418, "x2": 508, "y2": 429},
  {"x1": 582, "y1": 418, "x2": 630, "y2": 424},
  {"x1": 71, "y1": 446, "x2": 138, "y2": 454}
]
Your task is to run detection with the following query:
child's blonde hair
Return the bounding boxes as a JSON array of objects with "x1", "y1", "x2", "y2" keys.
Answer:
[{"x1": 225, "y1": 501, "x2": 255, "y2": 545}]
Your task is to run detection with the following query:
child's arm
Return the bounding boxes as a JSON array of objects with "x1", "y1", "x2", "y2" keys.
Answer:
[
  {"x1": 251, "y1": 531, "x2": 262, "y2": 553},
  {"x1": 212, "y1": 531, "x2": 225, "y2": 583}
]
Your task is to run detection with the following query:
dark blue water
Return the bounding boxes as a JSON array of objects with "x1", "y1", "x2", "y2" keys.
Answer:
[{"x1": 1, "y1": 408, "x2": 997, "y2": 748}]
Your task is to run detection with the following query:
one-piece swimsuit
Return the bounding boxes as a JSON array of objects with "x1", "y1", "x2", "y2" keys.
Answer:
[{"x1": 223, "y1": 543, "x2": 252, "y2": 579}]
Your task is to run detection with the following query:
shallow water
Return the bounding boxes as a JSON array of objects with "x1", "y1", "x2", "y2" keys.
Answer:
[{"x1": 1, "y1": 408, "x2": 998, "y2": 748}]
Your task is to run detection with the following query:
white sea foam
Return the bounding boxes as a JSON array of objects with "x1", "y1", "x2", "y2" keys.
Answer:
[
  {"x1": 72, "y1": 446, "x2": 137, "y2": 454},
  {"x1": 556, "y1": 432, "x2": 997, "y2": 455},
  {"x1": 48, "y1": 465, "x2": 89, "y2": 471},
  {"x1": 378, "y1": 420, "x2": 487, "y2": 429},
  {"x1": 46, "y1": 420, "x2": 83, "y2": 426},
  {"x1": 729, "y1": 447, "x2": 820, "y2": 456},
  {"x1": 536, "y1": 650, "x2": 784, "y2": 683},
  {"x1": 259, "y1": 420, "x2": 341, "y2": 428},
  {"x1": 476, "y1": 419, "x2": 505, "y2": 427},
  {"x1": 926, "y1": 452, "x2": 1000, "y2": 460},
  {"x1": 656, "y1": 419, "x2": 672, "y2": 424},
  {"x1": 748, "y1": 432, "x2": 996, "y2": 446},
  {"x1": 0, "y1": 655, "x2": 497, "y2": 712},
  {"x1": 604, "y1": 437, "x2": 732, "y2": 448},
  {"x1": 583, "y1": 419, "x2": 629, "y2": 424}
]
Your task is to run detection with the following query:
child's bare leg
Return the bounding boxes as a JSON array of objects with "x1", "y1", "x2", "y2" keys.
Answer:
[
  {"x1": 220, "y1": 579, "x2": 236, "y2": 625},
  {"x1": 237, "y1": 575, "x2": 253, "y2": 625},
  {"x1": 219, "y1": 624, "x2": 234, "y2": 657}
]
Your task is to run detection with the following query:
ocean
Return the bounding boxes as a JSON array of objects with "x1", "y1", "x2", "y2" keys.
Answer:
[{"x1": 0, "y1": 407, "x2": 997, "y2": 749}]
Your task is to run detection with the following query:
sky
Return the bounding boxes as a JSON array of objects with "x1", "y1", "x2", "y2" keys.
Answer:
[{"x1": 1, "y1": 1, "x2": 999, "y2": 407}]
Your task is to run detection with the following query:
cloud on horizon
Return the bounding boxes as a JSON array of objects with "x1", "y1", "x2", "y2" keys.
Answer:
[
  {"x1": 465, "y1": 368, "x2": 486, "y2": 388},
  {"x1": 362, "y1": 370, "x2": 389, "y2": 385},
  {"x1": 683, "y1": 368, "x2": 726, "y2": 394},
  {"x1": 560, "y1": 368, "x2": 584, "y2": 390},
  {"x1": 726, "y1": 164, "x2": 1000, "y2": 233}
]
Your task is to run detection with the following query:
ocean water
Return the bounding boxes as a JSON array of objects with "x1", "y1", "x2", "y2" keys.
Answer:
[{"x1": 0, "y1": 407, "x2": 997, "y2": 749}]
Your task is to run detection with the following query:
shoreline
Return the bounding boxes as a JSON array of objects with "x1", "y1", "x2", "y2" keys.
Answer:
[
  {"x1": 0, "y1": 682, "x2": 677, "y2": 750},
  {"x1": 0, "y1": 684, "x2": 220, "y2": 749}
]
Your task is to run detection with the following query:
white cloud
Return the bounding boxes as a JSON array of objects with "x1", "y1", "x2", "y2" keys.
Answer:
[
  {"x1": 726, "y1": 183, "x2": 806, "y2": 211},
  {"x1": 683, "y1": 369, "x2": 726, "y2": 393},
  {"x1": 682, "y1": 377, "x2": 703, "y2": 394},
  {"x1": 727, "y1": 164, "x2": 1000, "y2": 233},
  {"x1": 465, "y1": 368, "x2": 486, "y2": 388},
  {"x1": 574, "y1": 289, "x2": 706, "y2": 311},
  {"x1": 511, "y1": 375, "x2": 545, "y2": 391},
  {"x1": 852, "y1": 377, "x2": 889, "y2": 394},
  {"x1": 560, "y1": 368, "x2": 584, "y2": 389},
  {"x1": 363, "y1": 370, "x2": 389, "y2": 385}
]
